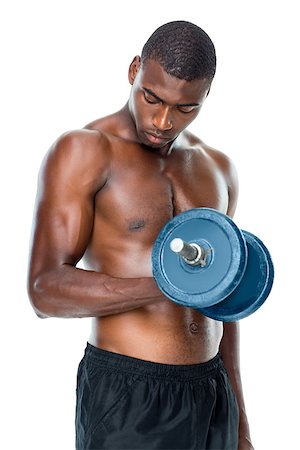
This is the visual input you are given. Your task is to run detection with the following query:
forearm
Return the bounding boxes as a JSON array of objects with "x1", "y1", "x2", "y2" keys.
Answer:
[
  {"x1": 220, "y1": 322, "x2": 252, "y2": 444},
  {"x1": 29, "y1": 264, "x2": 164, "y2": 318}
]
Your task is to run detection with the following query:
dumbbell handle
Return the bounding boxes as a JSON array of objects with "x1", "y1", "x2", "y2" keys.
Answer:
[{"x1": 170, "y1": 238, "x2": 206, "y2": 266}]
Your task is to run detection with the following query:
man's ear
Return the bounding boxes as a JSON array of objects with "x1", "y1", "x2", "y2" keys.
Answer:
[{"x1": 128, "y1": 56, "x2": 141, "y2": 85}]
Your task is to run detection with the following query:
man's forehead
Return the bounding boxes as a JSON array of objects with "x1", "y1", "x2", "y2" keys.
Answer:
[{"x1": 139, "y1": 59, "x2": 210, "y2": 103}]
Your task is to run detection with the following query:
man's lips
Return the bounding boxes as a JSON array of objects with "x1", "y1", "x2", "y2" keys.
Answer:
[{"x1": 144, "y1": 132, "x2": 170, "y2": 145}]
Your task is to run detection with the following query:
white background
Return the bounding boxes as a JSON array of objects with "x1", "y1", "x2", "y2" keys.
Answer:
[{"x1": 1, "y1": 1, "x2": 299, "y2": 449}]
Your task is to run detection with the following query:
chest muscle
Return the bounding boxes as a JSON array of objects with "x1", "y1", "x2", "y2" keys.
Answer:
[{"x1": 94, "y1": 151, "x2": 228, "y2": 237}]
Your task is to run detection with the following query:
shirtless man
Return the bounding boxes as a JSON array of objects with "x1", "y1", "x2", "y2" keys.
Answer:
[{"x1": 28, "y1": 21, "x2": 253, "y2": 449}]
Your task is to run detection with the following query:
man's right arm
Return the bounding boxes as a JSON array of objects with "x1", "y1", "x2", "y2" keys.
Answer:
[{"x1": 27, "y1": 130, "x2": 164, "y2": 319}]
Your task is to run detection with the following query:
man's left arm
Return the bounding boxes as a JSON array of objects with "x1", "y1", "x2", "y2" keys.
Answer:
[
  {"x1": 220, "y1": 322, "x2": 254, "y2": 450},
  {"x1": 218, "y1": 151, "x2": 254, "y2": 449}
]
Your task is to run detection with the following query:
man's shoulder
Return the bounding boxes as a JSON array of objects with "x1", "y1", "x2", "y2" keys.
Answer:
[
  {"x1": 84, "y1": 112, "x2": 124, "y2": 138},
  {"x1": 182, "y1": 131, "x2": 238, "y2": 187},
  {"x1": 39, "y1": 128, "x2": 111, "y2": 188},
  {"x1": 182, "y1": 131, "x2": 239, "y2": 215},
  {"x1": 44, "y1": 127, "x2": 111, "y2": 169},
  {"x1": 183, "y1": 130, "x2": 233, "y2": 167},
  {"x1": 53, "y1": 128, "x2": 108, "y2": 154}
]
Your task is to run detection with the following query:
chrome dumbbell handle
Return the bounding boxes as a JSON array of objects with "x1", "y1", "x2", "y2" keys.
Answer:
[{"x1": 170, "y1": 238, "x2": 207, "y2": 266}]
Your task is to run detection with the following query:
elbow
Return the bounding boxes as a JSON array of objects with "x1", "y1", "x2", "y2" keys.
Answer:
[{"x1": 27, "y1": 275, "x2": 51, "y2": 319}]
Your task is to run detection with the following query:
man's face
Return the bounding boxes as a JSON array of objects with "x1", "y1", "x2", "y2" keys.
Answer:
[{"x1": 128, "y1": 57, "x2": 211, "y2": 149}]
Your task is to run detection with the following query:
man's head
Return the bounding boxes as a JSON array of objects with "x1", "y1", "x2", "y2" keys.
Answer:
[
  {"x1": 141, "y1": 21, "x2": 216, "y2": 83},
  {"x1": 128, "y1": 21, "x2": 216, "y2": 150}
]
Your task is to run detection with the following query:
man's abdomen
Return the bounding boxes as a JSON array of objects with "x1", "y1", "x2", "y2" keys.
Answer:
[{"x1": 89, "y1": 302, "x2": 223, "y2": 364}]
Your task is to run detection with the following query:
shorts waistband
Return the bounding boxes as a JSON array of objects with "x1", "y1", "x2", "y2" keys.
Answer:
[{"x1": 84, "y1": 343, "x2": 223, "y2": 381}]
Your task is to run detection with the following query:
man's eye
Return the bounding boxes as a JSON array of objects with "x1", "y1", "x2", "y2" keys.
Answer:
[
  {"x1": 178, "y1": 106, "x2": 195, "y2": 114},
  {"x1": 144, "y1": 94, "x2": 158, "y2": 104}
]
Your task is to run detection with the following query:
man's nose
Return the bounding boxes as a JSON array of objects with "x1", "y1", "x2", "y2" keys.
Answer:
[{"x1": 152, "y1": 106, "x2": 173, "y2": 132}]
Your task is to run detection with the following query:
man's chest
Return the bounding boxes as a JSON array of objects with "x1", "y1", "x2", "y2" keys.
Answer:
[{"x1": 94, "y1": 151, "x2": 229, "y2": 233}]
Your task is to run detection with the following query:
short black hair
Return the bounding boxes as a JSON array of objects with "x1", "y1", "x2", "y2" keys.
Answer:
[{"x1": 141, "y1": 21, "x2": 216, "y2": 82}]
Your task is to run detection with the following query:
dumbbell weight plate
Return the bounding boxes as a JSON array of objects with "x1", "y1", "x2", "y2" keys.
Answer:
[
  {"x1": 197, "y1": 230, "x2": 274, "y2": 321},
  {"x1": 152, "y1": 208, "x2": 248, "y2": 308}
]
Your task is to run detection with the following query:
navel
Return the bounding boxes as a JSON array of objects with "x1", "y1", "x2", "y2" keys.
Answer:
[{"x1": 189, "y1": 322, "x2": 199, "y2": 334}]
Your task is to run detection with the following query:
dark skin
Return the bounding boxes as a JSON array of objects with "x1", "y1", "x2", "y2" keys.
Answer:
[{"x1": 28, "y1": 56, "x2": 253, "y2": 449}]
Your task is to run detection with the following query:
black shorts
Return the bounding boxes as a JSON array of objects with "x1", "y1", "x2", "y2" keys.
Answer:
[{"x1": 75, "y1": 343, "x2": 239, "y2": 450}]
